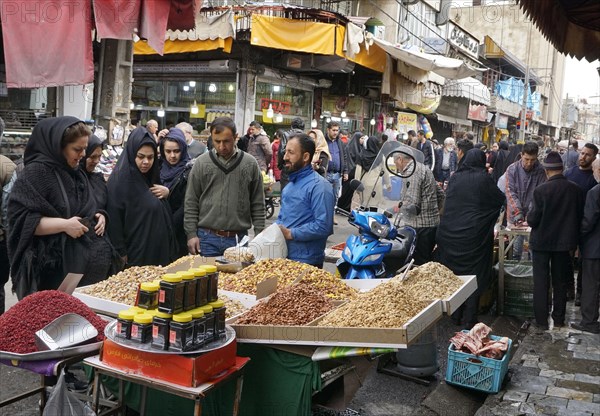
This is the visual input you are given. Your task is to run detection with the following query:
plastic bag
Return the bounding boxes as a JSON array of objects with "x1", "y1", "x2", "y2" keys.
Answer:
[
  {"x1": 43, "y1": 370, "x2": 95, "y2": 416},
  {"x1": 248, "y1": 223, "x2": 288, "y2": 261}
]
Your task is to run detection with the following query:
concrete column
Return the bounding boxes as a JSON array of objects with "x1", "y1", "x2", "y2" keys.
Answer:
[
  {"x1": 234, "y1": 62, "x2": 258, "y2": 133},
  {"x1": 95, "y1": 39, "x2": 133, "y2": 131},
  {"x1": 56, "y1": 84, "x2": 94, "y2": 120}
]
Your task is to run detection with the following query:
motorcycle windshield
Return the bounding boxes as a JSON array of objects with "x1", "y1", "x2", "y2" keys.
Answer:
[{"x1": 353, "y1": 141, "x2": 425, "y2": 212}]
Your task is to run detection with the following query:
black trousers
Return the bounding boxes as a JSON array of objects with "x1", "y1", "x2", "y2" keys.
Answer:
[
  {"x1": 532, "y1": 250, "x2": 570, "y2": 326},
  {"x1": 580, "y1": 258, "x2": 600, "y2": 329},
  {"x1": 0, "y1": 239, "x2": 9, "y2": 315},
  {"x1": 414, "y1": 227, "x2": 437, "y2": 266}
]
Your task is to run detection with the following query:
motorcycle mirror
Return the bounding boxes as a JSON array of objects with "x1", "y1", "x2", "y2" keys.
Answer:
[
  {"x1": 349, "y1": 179, "x2": 364, "y2": 192},
  {"x1": 384, "y1": 210, "x2": 393, "y2": 218}
]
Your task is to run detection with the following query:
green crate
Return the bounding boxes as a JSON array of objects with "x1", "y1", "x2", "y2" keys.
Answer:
[{"x1": 504, "y1": 289, "x2": 534, "y2": 317}]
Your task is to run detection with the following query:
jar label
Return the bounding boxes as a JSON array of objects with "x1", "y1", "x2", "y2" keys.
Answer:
[
  {"x1": 159, "y1": 290, "x2": 166, "y2": 303},
  {"x1": 131, "y1": 325, "x2": 138, "y2": 337},
  {"x1": 152, "y1": 325, "x2": 158, "y2": 338},
  {"x1": 169, "y1": 330, "x2": 176, "y2": 343}
]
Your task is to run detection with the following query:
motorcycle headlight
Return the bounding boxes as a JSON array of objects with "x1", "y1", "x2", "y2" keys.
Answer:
[
  {"x1": 343, "y1": 246, "x2": 352, "y2": 259},
  {"x1": 363, "y1": 254, "x2": 382, "y2": 263},
  {"x1": 368, "y1": 217, "x2": 390, "y2": 238}
]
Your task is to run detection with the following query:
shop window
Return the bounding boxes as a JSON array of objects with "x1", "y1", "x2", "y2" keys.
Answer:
[{"x1": 255, "y1": 82, "x2": 312, "y2": 122}]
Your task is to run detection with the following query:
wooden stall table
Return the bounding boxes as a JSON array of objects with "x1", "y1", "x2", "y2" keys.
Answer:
[
  {"x1": 84, "y1": 355, "x2": 249, "y2": 416},
  {"x1": 497, "y1": 226, "x2": 531, "y2": 315}
]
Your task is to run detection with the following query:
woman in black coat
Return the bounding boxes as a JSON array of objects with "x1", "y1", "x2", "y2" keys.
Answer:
[
  {"x1": 8, "y1": 117, "x2": 114, "y2": 298},
  {"x1": 159, "y1": 128, "x2": 192, "y2": 258},
  {"x1": 107, "y1": 127, "x2": 175, "y2": 267},
  {"x1": 80, "y1": 135, "x2": 108, "y2": 210},
  {"x1": 435, "y1": 149, "x2": 505, "y2": 328}
]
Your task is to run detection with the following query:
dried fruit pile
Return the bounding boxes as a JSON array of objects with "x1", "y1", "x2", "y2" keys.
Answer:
[
  {"x1": 393, "y1": 262, "x2": 464, "y2": 301},
  {"x1": 78, "y1": 265, "x2": 165, "y2": 304},
  {"x1": 235, "y1": 283, "x2": 335, "y2": 326},
  {"x1": 167, "y1": 255, "x2": 205, "y2": 269},
  {"x1": 318, "y1": 281, "x2": 430, "y2": 328},
  {"x1": 223, "y1": 247, "x2": 255, "y2": 263},
  {"x1": 0, "y1": 291, "x2": 107, "y2": 354},
  {"x1": 219, "y1": 259, "x2": 357, "y2": 299}
]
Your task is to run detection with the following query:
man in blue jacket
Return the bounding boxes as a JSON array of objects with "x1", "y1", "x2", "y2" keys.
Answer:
[{"x1": 277, "y1": 133, "x2": 335, "y2": 267}]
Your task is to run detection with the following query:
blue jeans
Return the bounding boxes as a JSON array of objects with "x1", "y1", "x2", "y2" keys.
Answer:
[
  {"x1": 326, "y1": 172, "x2": 342, "y2": 204},
  {"x1": 197, "y1": 229, "x2": 247, "y2": 257}
]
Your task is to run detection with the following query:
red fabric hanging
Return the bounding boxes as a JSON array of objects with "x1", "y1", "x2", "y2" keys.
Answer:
[
  {"x1": 138, "y1": 0, "x2": 172, "y2": 55},
  {"x1": 93, "y1": 0, "x2": 141, "y2": 40},
  {"x1": 1, "y1": 1, "x2": 94, "y2": 88},
  {"x1": 168, "y1": 0, "x2": 201, "y2": 31}
]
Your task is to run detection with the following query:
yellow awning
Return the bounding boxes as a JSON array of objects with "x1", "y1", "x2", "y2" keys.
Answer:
[
  {"x1": 250, "y1": 14, "x2": 335, "y2": 55},
  {"x1": 335, "y1": 26, "x2": 386, "y2": 73},
  {"x1": 134, "y1": 37, "x2": 233, "y2": 55}
]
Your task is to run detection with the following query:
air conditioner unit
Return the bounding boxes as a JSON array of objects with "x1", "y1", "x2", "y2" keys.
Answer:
[
  {"x1": 312, "y1": 55, "x2": 355, "y2": 73},
  {"x1": 208, "y1": 60, "x2": 238, "y2": 71}
]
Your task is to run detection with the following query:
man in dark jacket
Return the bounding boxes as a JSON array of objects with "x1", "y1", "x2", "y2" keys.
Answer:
[
  {"x1": 324, "y1": 121, "x2": 348, "y2": 204},
  {"x1": 527, "y1": 151, "x2": 584, "y2": 330},
  {"x1": 416, "y1": 130, "x2": 435, "y2": 170},
  {"x1": 571, "y1": 158, "x2": 600, "y2": 334}
]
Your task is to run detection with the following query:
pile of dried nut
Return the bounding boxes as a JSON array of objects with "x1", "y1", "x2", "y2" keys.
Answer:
[
  {"x1": 167, "y1": 255, "x2": 205, "y2": 269},
  {"x1": 318, "y1": 280, "x2": 430, "y2": 328},
  {"x1": 218, "y1": 293, "x2": 247, "y2": 319},
  {"x1": 223, "y1": 247, "x2": 255, "y2": 263},
  {"x1": 78, "y1": 266, "x2": 165, "y2": 305},
  {"x1": 235, "y1": 282, "x2": 335, "y2": 326},
  {"x1": 393, "y1": 262, "x2": 464, "y2": 301},
  {"x1": 219, "y1": 259, "x2": 357, "y2": 299}
]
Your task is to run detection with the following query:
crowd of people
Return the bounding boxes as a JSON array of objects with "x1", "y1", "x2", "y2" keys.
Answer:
[{"x1": 0, "y1": 114, "x2": 598, "y2": 336}]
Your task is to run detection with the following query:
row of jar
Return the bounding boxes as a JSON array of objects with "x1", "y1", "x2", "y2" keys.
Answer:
[
  {"x1": 116, "y1": 300, "x2": 226, "y2": 352},
  {"x1": 137, "y1": 266, "x2": 219, "y2": 315}
]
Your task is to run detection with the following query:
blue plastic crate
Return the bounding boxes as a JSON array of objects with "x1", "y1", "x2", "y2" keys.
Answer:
[{"x1": 445, "y1": 332, "x2": 512, "y2": 394}]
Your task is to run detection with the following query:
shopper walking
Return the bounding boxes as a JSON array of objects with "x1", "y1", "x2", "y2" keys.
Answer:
[
  {"x1": 436, "y1": 149, "x2": 504, "y2": 328},
  {"x1": 571, "y1": 158, "x2": 600, "y2": 334},
  {"x1": 527, "y1": 151, "x2": 584, "y2": 329},
  {"x1": 184, "y1": 117, "x2": 265, "y2": 257},
  {"x1": 246, "y1": 121, "x2": 272, "y2": 173},
  {"x1": 79, "y1": 135, "x2": 108, "y2": 210}
]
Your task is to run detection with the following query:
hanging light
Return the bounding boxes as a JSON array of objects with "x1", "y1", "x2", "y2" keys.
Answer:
[
  {"x1": 228, "y1": 84, "x2": 234, "y2": 92},
  {"x1": 189, "y1": 81, "x2": 196, "y2": 87},
  {"x1": 311, "y1": 119, "x2": 318, "y2": 128},
  {"x1": 340, "y1": 111, "x2": 347, "y2": 118},
  {"x1": 266, "y1": 104, "x2": 274, "y2": 118},
  {"x1": 183, "y1": 85, "x2": 189, "y2": 92},
  {"x1": 370, "y1": 118, "x2": 376, "y2": 126},
  {"x1": 273, "y1": 85, "x2": 281, "y2": 92},
  {"x1": 191, "y1": 100, "x2": 199, "y2": 115},
  {"x1": 129, "y1": 101, "x2": 135, "y2": 110},
  {"x1": 157, "y1": 106, "x2": 165, "y2": 118},
  {"x1": 208, "y1": 83, "x2": 217, "y2": 93},
  {"x1": 275, "y1": 112, "x2": 283, "y2": 123},
  {"x1": 326, "y1": 117, "x2": 331, "y2": 123}
]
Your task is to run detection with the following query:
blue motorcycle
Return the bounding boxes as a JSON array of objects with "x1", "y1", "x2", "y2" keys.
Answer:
[{"x1": 336, "y1": 143, "x2": 422, "y2": 279}]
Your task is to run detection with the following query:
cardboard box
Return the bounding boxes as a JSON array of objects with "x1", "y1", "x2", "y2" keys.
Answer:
[
  {"x1": 343, "y1": 275, "x2": 477, "y2": 315},
  {"x1": 230, "y1": 299, "x2": 443, "y2": 349},
  {"x1": 100, "y1": 337, "x2": 237, "y2": 387}
]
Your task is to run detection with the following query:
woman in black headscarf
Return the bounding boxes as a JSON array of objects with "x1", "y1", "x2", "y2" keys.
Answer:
[
  {"x1": 435, "y1": 149, "x2": 505, "y2": 328},
  {"x1": 159, "y1": 128, "x2": 192, "y2": 258},
  {"x1": 79, "y1": 135, "x2": 108, "y2": 210},
  {"x1": 7, "y1": 117, "x2": 114, "y2": 299},
  {"x1": 491, "y1": 140, "x2": 510, "y2": 185},
  {"x1": 358, "y1": 135, "x2": 380, "y2": 176},
  {"x1": 107, "y1": 127, "x2": 174, "y2": 267},
  {"x1": 336, "y1": 131, "x2": 364, "y2": 211}
]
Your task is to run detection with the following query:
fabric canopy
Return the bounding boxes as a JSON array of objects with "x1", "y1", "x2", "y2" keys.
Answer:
[
  {"x1": 134, "y1": 38, "x2": 233, "y2": 55},
  {"x1": 1, "y1": 1, "x2": 94, "y2": 88},
  {"x1": 373, "y1": 38, "x2": 486, "y2": 80},
  {"x1": 443, "y1": 77, "x2": 491, "y2": 106}
]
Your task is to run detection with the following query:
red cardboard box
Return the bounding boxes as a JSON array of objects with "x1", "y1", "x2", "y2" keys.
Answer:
[{"x1": 101, "y1": 338, "x2": 237, "y2": 387}]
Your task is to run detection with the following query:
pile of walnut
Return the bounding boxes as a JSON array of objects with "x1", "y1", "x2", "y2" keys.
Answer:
[
  {"x1": 318, "y1": 281, "x2": 430, "y2": 328},
  {"x1": 235, "y1": 282, "x2": 335, "y2": 326},
  {"x1": 219, "y1": 259, "x2": 357, "y2": 300},
  {"x1": 218, "y1": 293, "x2": 247, "y2": 319},
  {"x1": 223, "y1": 247, "x2": 255, "y2": 263},
  {"x1": 78, "y1": 266, "x2": 165, "y2": 304},
  {"x1": 392, "y1": 262, "x2": 464, "y2": 300}
]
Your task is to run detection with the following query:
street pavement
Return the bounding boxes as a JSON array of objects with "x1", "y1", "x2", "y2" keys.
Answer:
[{"x1": 1, "y1": 208, "x2": 599, "y2": 415}]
